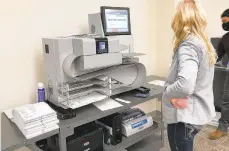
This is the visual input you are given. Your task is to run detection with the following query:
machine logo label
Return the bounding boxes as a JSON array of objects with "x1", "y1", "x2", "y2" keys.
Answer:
[{"x1": 131, "y1": 119, "x2": 148, "y2": 129}]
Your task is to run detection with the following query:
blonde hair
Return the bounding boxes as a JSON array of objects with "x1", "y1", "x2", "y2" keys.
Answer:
[{"x1": 172, "y1": 0, "x2": 216, "y2": 65}]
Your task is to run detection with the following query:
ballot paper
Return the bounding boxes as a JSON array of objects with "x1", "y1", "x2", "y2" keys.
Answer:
[
  {"x1": 4, "y1": 108, "x2": 14, "y2": 122},
  {"x1": 22, "y1": 130, "x2": 43, "y2": 139},
  {"x1": 13, "y1": 102, "x2": 57, "y2": 123},
  {"x1": 13, "y1": 116, "x2": 43, "y2": 130},
  {"x1": 93, "y1": 98, "x2": 123, "y2": 111},
  {"x1": 148, "y1": 80, "x2": 165, "y2": 87},
  {"x1": 43, "y1": 124, "x2": 59, "y2": 133},
  {"x1": 11, "y1": 102, "x2": 59, "y2": 139}
]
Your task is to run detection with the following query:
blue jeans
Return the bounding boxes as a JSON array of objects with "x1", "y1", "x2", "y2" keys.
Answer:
[{"x1": 167, "y1": 123, "x2": 200, "y2": 151}]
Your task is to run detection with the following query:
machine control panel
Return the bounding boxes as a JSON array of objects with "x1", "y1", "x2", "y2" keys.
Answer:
[{"x1": 95, "y1": 38, "x2": 109, "y2": 54}]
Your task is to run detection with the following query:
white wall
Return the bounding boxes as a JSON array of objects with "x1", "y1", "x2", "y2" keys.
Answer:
[
  {"x1": 0, "y1": 1, "x2": 157, "y2": 150},
  {"x1": 2, "y1": 0, "x2": 228, "y2": 150},
  {"x1": 155, "y1": 0, "x2": 175, "y2": 76},
  {"x1": 175, "y1": 0, "x2": 229, "y2": 37},
  {"x1": 200, "y1": 0, "x2": 229, "y2": 37},
  {"x1": 0, "y1": 0, "x2": 156, "y2": 112},
  {"x1": 134, "y1": 0, "x2": 158, "y2": 114},
  {"x1": 147, "y1": 0, "x2": 157, "y2": 75},
  {"x1": 156, "y1": 0, "x2": 229, "y2": 77},
  {"x1": 0, "y1": 0, "x2": 227, "y2": 115}
]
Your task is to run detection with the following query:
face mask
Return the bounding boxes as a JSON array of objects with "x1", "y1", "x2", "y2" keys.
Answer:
[{"x1": 222, "y1": 22, "x2": 229, "y2": 31}]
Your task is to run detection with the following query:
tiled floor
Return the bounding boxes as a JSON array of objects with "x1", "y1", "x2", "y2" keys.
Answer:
[{"x1": 163, "y1": 126, "x2": 229, "y2": 151}]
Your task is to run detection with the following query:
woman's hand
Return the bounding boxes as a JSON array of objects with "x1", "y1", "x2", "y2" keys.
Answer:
[{"x1": 170, "y1": 98, "x2": 188, "y2": 109}]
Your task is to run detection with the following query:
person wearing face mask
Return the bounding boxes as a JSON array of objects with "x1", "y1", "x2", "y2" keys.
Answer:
[
  {"x1": 209, "y1": 8, "x2": 229, "y2": 140},
  {"x1": 215, "y1": 9, "x2": 229, "y2": 65}
]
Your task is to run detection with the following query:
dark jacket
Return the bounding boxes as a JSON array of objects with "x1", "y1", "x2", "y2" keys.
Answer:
[{"x1": 217, "y1": 32, "x2": 229, "y2": 62}]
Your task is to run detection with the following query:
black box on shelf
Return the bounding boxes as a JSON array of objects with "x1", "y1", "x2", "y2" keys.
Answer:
[
  {"x1": 66, "y1": 122, "x2": 103, "y2": 151},
  {"x1": 97, "y1": 113, "x2": 122, "y2": 145},
  {"x1": 36, "y1": 122, "x2": 103, "y2": 151}
]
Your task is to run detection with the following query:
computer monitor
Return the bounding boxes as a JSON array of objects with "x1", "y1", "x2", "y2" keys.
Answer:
[
  {"x1": 211, "y1": 37, "x2": 229, "y2": 65},
  {"x1": 101, "y1": 6, "x2": 131, "y2": 36},
  {"x1": 211, "y1": 37, "x2": 221, "y2": 50}
]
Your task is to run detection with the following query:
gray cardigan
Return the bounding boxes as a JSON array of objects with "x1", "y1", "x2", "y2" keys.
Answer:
[{"x1": 162, "y1": 36, "x2": 216, "y2": 125}]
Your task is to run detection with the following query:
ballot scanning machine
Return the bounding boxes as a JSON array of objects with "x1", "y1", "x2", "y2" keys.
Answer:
[{"x1": 42, "y1": 6, "x2": 146, "y2": 112}]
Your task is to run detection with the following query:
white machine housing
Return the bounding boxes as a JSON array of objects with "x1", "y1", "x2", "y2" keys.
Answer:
[
  {"x1": 42, "y1": 8, "x2": 147, "y2": 109},
  {"x1": 122, "y1": 115, "x2": 153, "y2": 137}
]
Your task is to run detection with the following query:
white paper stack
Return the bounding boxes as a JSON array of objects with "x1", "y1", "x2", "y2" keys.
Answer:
[
  {"x1": 12, "y1": 102, "x2": 59, "y2": 139},
  {"x1": 148, "y1": 80, "x2": 165, "y2": 87}
]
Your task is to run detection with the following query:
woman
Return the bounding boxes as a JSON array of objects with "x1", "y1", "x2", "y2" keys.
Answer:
[{"x1": 162, "y1": 0, "x2": 216, "y2": 151}]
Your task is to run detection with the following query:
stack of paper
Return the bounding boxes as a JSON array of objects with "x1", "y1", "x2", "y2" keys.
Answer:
[
  {"x1": 12, "y1": 102, "x2": 59, "y2": 139},
  {"x1": 93, "y1": 98, "x2": 123, "y2": 111},
  {"x1": 148, "y1": 80, "x2": 165, "y2": 87}
]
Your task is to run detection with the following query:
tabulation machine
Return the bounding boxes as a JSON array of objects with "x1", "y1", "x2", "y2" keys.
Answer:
[
  {"x1": 43, "y1": 6, "x2": 147, "y2": 115},
  {"x1": 40, "y1": 6, "x2": 154, "y2": 151}
]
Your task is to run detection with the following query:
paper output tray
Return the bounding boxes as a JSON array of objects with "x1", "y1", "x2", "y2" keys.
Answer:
[
  {"x1": 80, "y1": 53, "x2": 122, "y2": 71},
  {"x1": 74, "y1": 64, "x2": 135, "y2": 81},
  {"x1": 58, "y1": 79, "x2": 108, "y2": 92},
  {"x1": 59, "y1": 86, "x2": 109, "y2": 100},
  {"x1": 63, "y1": 53, "x2": 123, "y2": 78},
  {"x1": 60, "y1": 92, "x2": 109, "y2": 109}
]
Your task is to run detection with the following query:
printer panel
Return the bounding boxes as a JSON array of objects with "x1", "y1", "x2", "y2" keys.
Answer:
[
  {"x1": 57, "y1": 38, "x2": 75, "y2": 82},
  {"x1": 79, "y1": 53, "x2": 122, "y2": 71},
  {"x1": 73, "y1": 38, "x2": 96, "y2": 56},
  {"x1": 43, "y1": 38, "x2": 55, "y2": 82},
  {"x1": 107, "y1": 37, "x2": 120, "y2": 53},
  {"x1": 111, "y1": 35, "x2": 134, "y2": 53},
  {"x1": 88, "y1": 13, "x2": 105, "y2": 37},
  {"x1": 42, "y1": 38, "x2": 60, "y2": 102},
  {"x1": 72, "y1": 38, "x2": 83, "y2": 56},
  {"x1": 82, "y1": 38, "x2": 96, "y2": 55},
  {"x1": 43, "y1": 38, "x2": 78, "y2": 105},
  {"x1": 73, "y1": 37, "x2": 122, "y2": 56}
]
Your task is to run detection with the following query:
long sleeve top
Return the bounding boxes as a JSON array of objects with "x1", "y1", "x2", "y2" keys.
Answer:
[
  {"x1": 162, "y1": 36, "x2": 216, "y2": 125},
  {"x1": 217, "y1": 32, "x2": 229, "y2": 62}
]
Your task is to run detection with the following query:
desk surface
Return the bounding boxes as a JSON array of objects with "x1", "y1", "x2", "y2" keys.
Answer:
[
  {"x1": 1, "y1": 75, "x2": 165, "y2": 151},
  {"x1": 1, "y1": 113, "x2": 25, "y2": 151},
  {"x1": 59, "y1": 75, "x2": 165, "y2": 129},
  {"x1": 1, "y1": 113, "x2": 59, "y2": 151}
]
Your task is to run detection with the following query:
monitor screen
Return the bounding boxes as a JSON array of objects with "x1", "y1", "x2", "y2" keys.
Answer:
[
  {"x1": 211, "y1": 37, "x2": 221, "y2": 50},
  {"x1": 101, "y1": 6, "x2": 131, "y2": 36}
]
